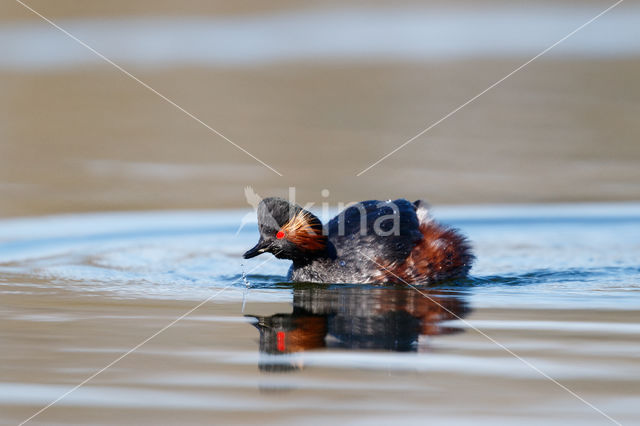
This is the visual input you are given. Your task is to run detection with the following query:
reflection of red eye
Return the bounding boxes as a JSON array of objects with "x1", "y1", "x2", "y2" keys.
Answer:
[
  {"x1": 276, "y1": 231, "x2": 285, "y2": 239},
  {"x1": 277, "y1": 331, "x2": 286, "y2": 352}
]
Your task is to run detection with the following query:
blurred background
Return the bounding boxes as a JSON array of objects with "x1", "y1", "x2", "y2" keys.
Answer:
[
  {"x1": 2, "y1": 4, "x2": 640, "y2": 424},
  {"x1": 1, "y1": 0, "x2": 639, "y2": 217}
]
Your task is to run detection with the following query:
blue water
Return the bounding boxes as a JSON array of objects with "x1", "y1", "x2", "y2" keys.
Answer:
[
  {"x1": 1, "y1": 5, "x2": 639, "y2": 70},
  {"x1": 2, "y1": 204, "x2": 640, "y2": 425},
  {"x1": 1, "y1": 203, "x2": 638, "y2": 309}
]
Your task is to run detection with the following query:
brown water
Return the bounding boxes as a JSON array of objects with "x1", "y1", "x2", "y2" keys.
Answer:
[
  {"x1": 1, "y1": 206, "x2": 639, "y2": 425},
  {"x1": 2, "y1": 1, "x2": 640, "y2": 425},
  {"x1": 3, "y1": 292, "x2": 637, "y2": 425},
  {"x1": 1, "y1": 2, "x2": 640, "y2": 217}
]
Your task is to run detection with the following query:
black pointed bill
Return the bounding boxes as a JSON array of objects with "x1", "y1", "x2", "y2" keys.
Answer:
[{"x1": 243, "y1": 239, "x2": 270, "y2": 259}]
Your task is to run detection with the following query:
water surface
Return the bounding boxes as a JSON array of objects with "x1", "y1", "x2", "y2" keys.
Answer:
[
  {"x1": 1, "y1": 204, "x2": 639, "y2": 424},
  {"x1": 2, "y1": 5, "x2": 639, "y2": 70}
]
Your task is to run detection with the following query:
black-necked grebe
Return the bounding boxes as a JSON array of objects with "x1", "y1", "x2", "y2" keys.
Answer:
[{"x1": 243, "y1": 197, "x2": 473, "y2": 284}]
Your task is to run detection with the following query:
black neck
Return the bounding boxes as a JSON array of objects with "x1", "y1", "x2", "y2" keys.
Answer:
[{"x1": 291, "y1": 242, "x2": 335, "y2": 267}]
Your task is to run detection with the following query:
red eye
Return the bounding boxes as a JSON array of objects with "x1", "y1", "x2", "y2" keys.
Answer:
[{"x1": 276, "y1": 230, "x2": 285, "y2": 239}]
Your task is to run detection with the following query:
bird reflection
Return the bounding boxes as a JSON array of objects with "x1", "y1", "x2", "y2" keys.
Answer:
[{"x1": 247, "y1": 284, "x2": 470, "y2": 373}]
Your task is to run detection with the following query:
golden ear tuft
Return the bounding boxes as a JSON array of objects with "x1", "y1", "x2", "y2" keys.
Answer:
[{"x1": 280, "y1": 210, "x2": 326, "y2": 251}]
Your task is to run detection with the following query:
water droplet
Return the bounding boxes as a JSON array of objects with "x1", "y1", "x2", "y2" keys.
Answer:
[
  {"x1": 240, "y1": 263, "x2": 251, "y2": 313},
  {"x1": 241, "y1": 263, "x2": 251, "y2": 288}
]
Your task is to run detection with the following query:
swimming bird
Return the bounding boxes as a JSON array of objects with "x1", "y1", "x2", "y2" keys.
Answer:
[{"x1": 243, "y1": 197, "x2": 473, "y2": 284}]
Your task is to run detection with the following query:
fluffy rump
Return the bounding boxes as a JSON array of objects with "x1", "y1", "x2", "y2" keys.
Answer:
[{"x1": 379, "y1": 220, "x2": 474, "y2": 284}]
